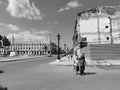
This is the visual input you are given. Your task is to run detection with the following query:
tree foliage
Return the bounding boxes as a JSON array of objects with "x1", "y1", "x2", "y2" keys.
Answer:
[
  {"x1": 0, "y1": 35, "x2": 3, "y2": 47},
  {"x1": 50, "y1": 42, "x2": 57, "y2": 54},
  {"x1": 0, "y1": 35, "x2": 3, "y2": 40},
  {"x1": 0, "y1": 35, "x2": 11, "y2": 48}
]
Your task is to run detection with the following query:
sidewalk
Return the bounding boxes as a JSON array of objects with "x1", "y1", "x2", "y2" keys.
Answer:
[
  {"x1": 0, "y1": 55, "x2": 45, "y2": 62},
  {"x1": 50, "y1": 56, "x2": 120, "y2": 66},
  {"x1": 50, "y1": 56, "x2": 74, "y2": 66},
  {"x1": 49, "y1": 56, "x2": 108, "y2": 73}
]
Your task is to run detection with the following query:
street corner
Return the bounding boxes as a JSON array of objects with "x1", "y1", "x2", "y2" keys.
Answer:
[{"x1": 49, "y1": 58, "x2": 73, "y2": 66}]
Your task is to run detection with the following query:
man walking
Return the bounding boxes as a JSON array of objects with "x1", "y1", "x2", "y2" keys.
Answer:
[{"x1": 73, "y1": 44, "x2": 86, "y2": 75}]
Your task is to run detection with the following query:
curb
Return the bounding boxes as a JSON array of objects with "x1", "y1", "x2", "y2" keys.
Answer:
[{"x1": 0, "y1": 56, "x2": 46, "y2": 62}]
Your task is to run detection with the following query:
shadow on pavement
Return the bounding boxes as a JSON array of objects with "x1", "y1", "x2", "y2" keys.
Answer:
[
  {"x1": 0, "y1": 70, "x2": 4, "y2": 74},
  {"x1": 96, "y1": 65, "x2": 120, "y2": 70},
  {"x1": 75, "y1": 72, "x2": 96, "y2": 76},
  {"x1": 84, "y1": 72, "x2": 96, "y2": 76}
]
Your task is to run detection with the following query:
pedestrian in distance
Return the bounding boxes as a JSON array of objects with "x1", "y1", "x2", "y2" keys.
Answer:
[
  {"x1": 73, "y1": 45, "x2": 82, "y2": 75},
  {"x1": 68, "y1": 54, "x2": 71, "y2": 60},
  {"x1": 73, "y1": 43, "x2": 86, "y2": 76},
  {"x1": 73, "y1": 54, "x2": 80, "y2": 75}
]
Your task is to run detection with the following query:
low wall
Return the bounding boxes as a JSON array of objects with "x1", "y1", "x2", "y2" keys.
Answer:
[{"x1": 81, "y1": 44, "x2": 120, "y2": 60}]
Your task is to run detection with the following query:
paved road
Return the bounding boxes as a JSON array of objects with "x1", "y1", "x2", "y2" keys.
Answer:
[
  {"x1": 0, "y1": 56, "x2": 56, "y2": 73},
  {"x1": 0, "y1": 56, "x2": 120, "y2": 90}
]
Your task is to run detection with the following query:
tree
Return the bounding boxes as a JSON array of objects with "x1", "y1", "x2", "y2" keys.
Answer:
[
  {"x1": 0, "y1": 35, "x2": 3, "y2": 47},
  {"x1": 0, "y1": 35, "x2": 11, "y2": 56},
  {"x1": 0, "y1": 35, "x2": 3, "y2": 40},
  {"x1": 48, "y1": 42, "x2": 57, "y2": 54},
  {"x1": 2, "y1": 36, "x2": 11, "y2": 47},
  {"x1": 0, "y1": 35, "x2": 11, "y2": 47}
]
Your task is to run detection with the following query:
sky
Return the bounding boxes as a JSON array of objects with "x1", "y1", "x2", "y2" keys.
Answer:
[{"x1": 0, "y1": 0, "x2": 119, "y2": 49}]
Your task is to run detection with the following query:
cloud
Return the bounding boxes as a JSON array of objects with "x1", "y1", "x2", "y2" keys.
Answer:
[
  {"x1": 7, "y1": 30, "x2": 51, "y2": 43},
  {"x1": 0, "y1": 0, "x2": 7, "y2": 5},
  {"x1": 6, "y1": 0, "x2": 44, "y2": 20},
  {"x1": 0, "y1": 1, "x2": 3, "y2": 4},
  {"x1": 0, "y1": 23, "x2": 20, "y2": 31},
  {"x1": 54, "y1": 21, "x2": 58, "y2": 25},
  {"x1": 0, "y1": 23, "x2": 6, "y2": 26},
  {"x1": 31, "y1": 29, "x2": 51, "y2": 35},
  {"x1": 58, "y1": 0, "x2": 82, "y2": 12},
  {"x1": 7, "y1": 24, "x2": 20, "y2": 31},
  {"x1": 58, "y1": 8, "x2": 65, "y2": 12},
  {"x1": 36, "y1": 30, "x2": 50, "y2": 34}
]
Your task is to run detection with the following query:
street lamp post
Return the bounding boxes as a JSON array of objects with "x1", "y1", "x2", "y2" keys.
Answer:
[
  {"x1": 57, "y1": 33, "x2": 61, "y2": 59},
  {"x1": 97, "y1": 13, "x2": 101, "y2": 44}
]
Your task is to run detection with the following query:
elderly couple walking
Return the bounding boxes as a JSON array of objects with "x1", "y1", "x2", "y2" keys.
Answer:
[{"x1": 73, "y1": 45, "x2": 86, "y2": 75}]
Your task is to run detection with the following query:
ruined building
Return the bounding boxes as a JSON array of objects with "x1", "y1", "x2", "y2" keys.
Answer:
[
  {"x1": 73, "y1": 4, "x2": 120, "y2": 60},
  {"x1": 73, "y1": 4, "x2": 120, "y2": 47}
]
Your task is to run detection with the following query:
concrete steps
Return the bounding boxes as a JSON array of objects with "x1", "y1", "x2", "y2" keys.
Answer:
[{"x1": 81, "y1": 44, "x2": 120, "y2": 60}]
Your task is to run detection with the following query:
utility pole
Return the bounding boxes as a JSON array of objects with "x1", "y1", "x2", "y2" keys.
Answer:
[
  {"x1": 12, "y1": 34, "x2": 15, "y2": 51},
  {"x1": 97, "y1": 14, "x2": 101, "y2": 44},
  {"x1": 108, "y1": 16, "x2": 113, "y2": 44},
  {"x1": 48, "y1": 33, "x2": 52, "y2": 56},
  {"x1": 57, "y1": 33, "x2": 61, "y2": 60}
]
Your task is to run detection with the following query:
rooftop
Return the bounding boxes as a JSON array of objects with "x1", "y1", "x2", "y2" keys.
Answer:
[{"x1": 77, "y1": 4, "x2": 120, "y2": 18}]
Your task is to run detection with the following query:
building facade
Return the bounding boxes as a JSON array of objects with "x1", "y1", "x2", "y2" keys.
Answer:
[
  {"x1": 73, "y1": 4, "x2": 120, "y2": 47},
  {"x1": 9, "y1": 43, "x2": 49, "y2": 55}
]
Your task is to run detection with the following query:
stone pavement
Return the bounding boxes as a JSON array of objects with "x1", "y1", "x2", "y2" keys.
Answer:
[
  {"x1": 0, "y1": 55, "x2": 45, "y2": 62},
  {"x1": 49, "y1": 58, "x2": 106, "y2": 73},
  {"x1": 0, "y1": 55, "x2": 120, "y2": 90}
]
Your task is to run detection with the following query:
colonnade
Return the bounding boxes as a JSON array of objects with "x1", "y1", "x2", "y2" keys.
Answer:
[{"x1": 9, "y1": 43, "x2": 49, "y2": 55}]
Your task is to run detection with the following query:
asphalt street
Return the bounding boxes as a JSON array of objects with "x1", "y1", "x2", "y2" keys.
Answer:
[
  {"x1": 0, "y1": 56, "x2": 56, "y2": 73},
  {"x1": 0, "y1": 56, "x2": 120, "y2": 90}
]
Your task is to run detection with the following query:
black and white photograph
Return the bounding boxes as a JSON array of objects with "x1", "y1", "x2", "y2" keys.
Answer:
[{"x1": 0, "y1": 0, "x2": 120, "y2": 90}]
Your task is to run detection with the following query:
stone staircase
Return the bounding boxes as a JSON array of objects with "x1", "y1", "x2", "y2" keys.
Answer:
[{"x1": 81, "y1": 44, "x2": 120, "y2": 60}]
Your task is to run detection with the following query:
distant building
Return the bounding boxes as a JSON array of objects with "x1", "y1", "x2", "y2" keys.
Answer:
[
  {"x1": 0, "y1": 47, "x2": 9, "y2": 56},
  {"x1": 9, "y1": 43, "x2": 49, "y2": 55},
  {"x1": 0, "y1": 33, "x2": 58, "y2": 56},
  {"x1": 73, "y1": 4, "x2": 120, "y2": 47},
  {"x1": 8, "y1": 34, "x2": 52, "y2": 56}
]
